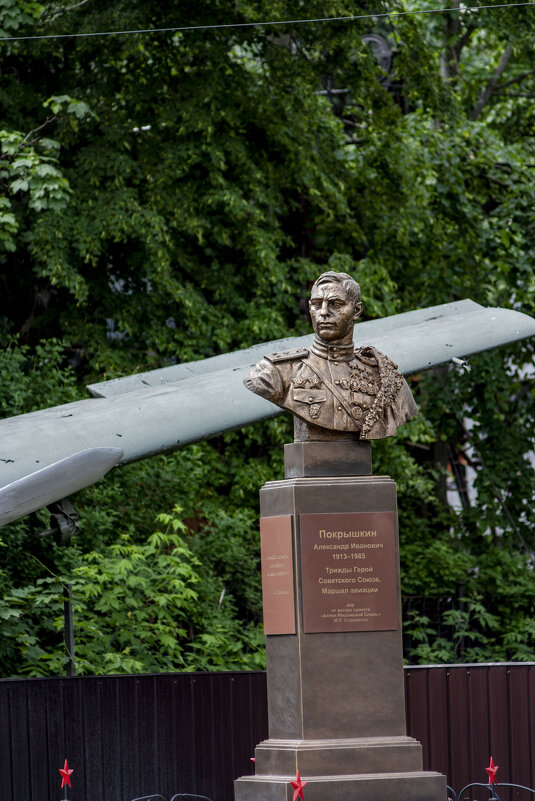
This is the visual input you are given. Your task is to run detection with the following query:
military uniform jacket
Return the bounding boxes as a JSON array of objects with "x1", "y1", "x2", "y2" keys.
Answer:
[{"x1": 244, "y1": 338, "x2": 417, "y2": 439}]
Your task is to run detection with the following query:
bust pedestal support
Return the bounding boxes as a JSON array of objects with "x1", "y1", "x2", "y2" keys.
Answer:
[{"x1": 234, "y1": 443, "x2": 446, "y2": 801}]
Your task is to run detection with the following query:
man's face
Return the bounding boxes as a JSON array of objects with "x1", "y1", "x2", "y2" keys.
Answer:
[{"x1": 309, "y1": 282, "x2": 362, "y2": 342}]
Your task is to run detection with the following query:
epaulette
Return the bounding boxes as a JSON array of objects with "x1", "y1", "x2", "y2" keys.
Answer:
[
  {"x1": 265, "y1": 348, "x2": 309, "y2": 363},
  {"x1": 355, "y1": 346, "x2": 378, "y2": 365},
  {"x1": 356, "y1": 346, "x2": 400, "y2": 374}
]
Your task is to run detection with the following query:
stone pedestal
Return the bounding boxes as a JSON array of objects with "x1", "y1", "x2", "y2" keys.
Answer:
[{"x1": 235, "y1": 443, "x2": 446, "y2": 801}]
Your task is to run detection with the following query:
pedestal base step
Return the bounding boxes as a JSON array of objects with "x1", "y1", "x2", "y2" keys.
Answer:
[
  {"x1": 254, "y1": 736, "x2": 423, "y2": 776},
  {"x1": 235, "y1": 770, "x2": 447, "y2": 801}
]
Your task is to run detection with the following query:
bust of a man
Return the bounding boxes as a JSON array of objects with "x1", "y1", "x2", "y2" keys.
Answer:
[{"x1": 244, "y1": 271, "x2": 417, "y2": 440}]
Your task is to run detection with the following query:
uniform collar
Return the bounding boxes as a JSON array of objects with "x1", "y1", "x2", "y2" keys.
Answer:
[{"x1": 311, "y1": 337, "x2": 355, "y2": 362}]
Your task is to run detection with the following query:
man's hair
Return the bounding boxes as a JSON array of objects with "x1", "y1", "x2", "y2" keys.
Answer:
[{"x1": 312, "y1": 271, "x2": 361, "y2": 304}]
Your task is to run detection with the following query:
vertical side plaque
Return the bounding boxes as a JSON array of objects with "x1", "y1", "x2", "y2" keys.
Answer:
[{"x1": 260, "y1": 515, "x2": 296, "y2": 635}]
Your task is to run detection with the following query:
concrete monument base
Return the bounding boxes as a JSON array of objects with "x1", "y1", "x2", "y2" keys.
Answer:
[
  {"x1": 236, "y1": 770, "x2": 445, "y2": 801},
  {"x1": 235, "y1": 444, "x2": 447, "y2": 801},
  {"x1": 236, "y1": 734, "x2": 446, "y2": 800},
  {"x1": 253, "y1": 735, "x2": 424, "y2": 775}
]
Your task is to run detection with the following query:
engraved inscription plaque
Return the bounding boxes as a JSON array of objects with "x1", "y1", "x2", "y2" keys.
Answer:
[
  {"x1": 300, "y1": 512, "x2": 398, "y2": 633},
  {"x1": 260, "y1": 515, "x2": 296, "y2": 635}
]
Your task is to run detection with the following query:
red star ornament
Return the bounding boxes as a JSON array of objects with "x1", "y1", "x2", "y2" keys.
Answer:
[
  {"x1": 486, "y1": 756, "x2": 499, "y2": 786},
  {"x1": 59, "y1": 758, "x2": 74, "y2": 789},
  {"x1": 290, "y1": 769, "x2": 307, "y2": 801}
]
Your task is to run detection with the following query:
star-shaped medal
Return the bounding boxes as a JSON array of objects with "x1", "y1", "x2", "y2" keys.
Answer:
[
  {"x1": 486, "y1": 756, "x2": 499, "y2": 786},
  {"x1": 290, "y1": 769, "x2": 307, "y2": 801}
]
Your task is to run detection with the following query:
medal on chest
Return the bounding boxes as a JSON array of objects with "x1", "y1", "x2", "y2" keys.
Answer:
[{"x1": 349, "y1": 361, "x2": 378, "y2": 395}]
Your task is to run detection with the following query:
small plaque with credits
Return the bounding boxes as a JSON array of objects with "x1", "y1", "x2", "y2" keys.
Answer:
[{"x1": 260, "y1": 515, "x2": 296, "y2": 635}]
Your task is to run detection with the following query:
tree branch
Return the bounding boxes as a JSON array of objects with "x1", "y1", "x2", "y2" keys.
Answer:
[
  {"x1": 40, "y1": 0, "x2": 89, "y2": 22},
  {"x1": 495, "y1": 67, "x2": 535, "y2": 92},
  {"x1": 21, "y1": 115, "x2": 56, "y2": 147},
  {"x1": 456, "y1": 23, "x2": 477, "y2": 55},
  {"x1": 471, "y1": 44, "x2": 513, "y2": 120},
  {"x1": 440, "y1": 1, "x2": 477, "y2": 82}
]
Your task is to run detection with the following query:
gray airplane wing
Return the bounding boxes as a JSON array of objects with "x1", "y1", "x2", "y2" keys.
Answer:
[
  {"x1": 1, "y1": 299, "x2": 534, "y2": 525},
  {"x1": 0, "y1": 448, "x2": 123, "y2": 525}
]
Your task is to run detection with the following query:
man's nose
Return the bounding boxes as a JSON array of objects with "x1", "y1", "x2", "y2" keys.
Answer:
[{"x1": 319, "y1": 300, "x2": 331, "y2": 317}]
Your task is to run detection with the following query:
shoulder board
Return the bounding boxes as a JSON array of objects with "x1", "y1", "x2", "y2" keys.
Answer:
[
  {"x1": 355, "y1": 346, "x2": 378, "y2": 363},
  {"x1": 356, "y1": 346, "x2": 398, "y2": 371},
  {"x1": 265, "y1": 348, "x2": 309, "y2": 363}
]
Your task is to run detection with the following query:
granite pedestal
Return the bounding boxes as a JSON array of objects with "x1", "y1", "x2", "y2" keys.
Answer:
[{"x1": 235, "y1": 442, "x2": 446, "y2": 801}]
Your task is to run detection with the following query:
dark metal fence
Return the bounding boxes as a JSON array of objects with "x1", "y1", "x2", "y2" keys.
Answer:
[
  {"x1": 405, "y1": 663, "x2": 535, "y2": 800},
  {"x1": 2, "y1": 664, "x2": 535, "y2": 801},
  {"x1": 0, "y1": 671, "x2": 267, "y2": 801}
]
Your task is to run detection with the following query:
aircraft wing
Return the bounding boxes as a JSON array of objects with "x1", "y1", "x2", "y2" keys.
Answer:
[
  {"x1": 0, "y1": 448, "x2": 123, "y2": 526},
  {"x1": 1, "y1": 299, "x2": 534, "y2": 525}
]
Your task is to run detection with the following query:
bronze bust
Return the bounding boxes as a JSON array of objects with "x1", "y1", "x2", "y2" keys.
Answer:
[{"x1": 244, "y1": 271, "x2": 417, "y2": 440}]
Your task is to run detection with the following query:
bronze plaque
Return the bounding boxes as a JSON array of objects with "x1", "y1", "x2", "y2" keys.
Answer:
[
  {"x1": 260, "y1": 515, "x2": 296, "y2": 635},
  {"x1": 300, "y1": 512, "x2": 398, "y2": 633}
]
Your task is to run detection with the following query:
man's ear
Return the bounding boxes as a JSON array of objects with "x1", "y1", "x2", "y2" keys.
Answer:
[{"x1": 354, "y1": 302, "x2": 363, "y2": 321}]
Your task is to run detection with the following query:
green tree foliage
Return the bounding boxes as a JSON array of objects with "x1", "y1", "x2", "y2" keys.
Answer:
[
  {"x1": 0, "y1": 506, "x2": 265, "y2": 674},
  {"x1": 0, "y1": 0, "x2": 534, "y2": 674}
]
